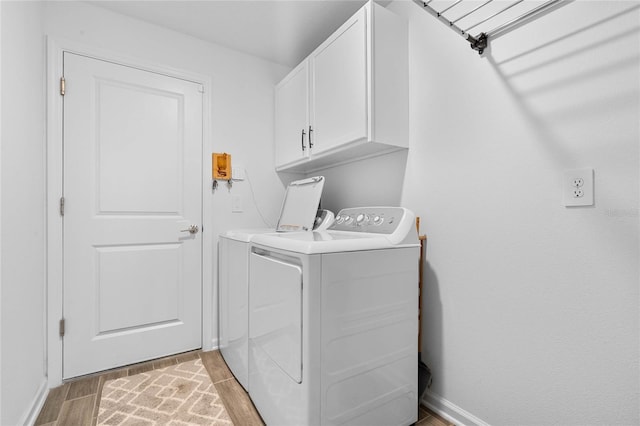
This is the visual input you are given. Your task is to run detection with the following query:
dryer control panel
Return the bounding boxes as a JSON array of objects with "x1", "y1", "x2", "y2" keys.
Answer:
[{"x1": 329, "y1": 207, "x2": 409, "y2": 235}]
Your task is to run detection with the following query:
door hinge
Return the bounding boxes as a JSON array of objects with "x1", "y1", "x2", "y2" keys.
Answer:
[
  {"x1": 59, "y1": 197, "x2": 65, "y2": 216},
  {"x1": 59, "y1": 318, "x2": 65, "y2": 337},
  {"x1": 60, "y1": 77, "x2": 65, "y2": 96}
]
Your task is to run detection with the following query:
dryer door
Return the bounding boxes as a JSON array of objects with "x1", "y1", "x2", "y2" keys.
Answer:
[{"x1": 249, "y1": 251, "x2": 302, "y2": 383}]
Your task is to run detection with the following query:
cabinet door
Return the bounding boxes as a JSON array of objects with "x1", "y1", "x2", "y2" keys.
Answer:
[
  {"x1": 311, "y1": 7, "x2": 368, "y2": 155},
  {"x1": 275, "y1": 61, "x2": 309, "y2": 168}
]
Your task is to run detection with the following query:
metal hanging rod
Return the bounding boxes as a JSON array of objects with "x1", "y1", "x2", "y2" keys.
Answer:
[
  {"x1": 464, "y1": 0, "x2": 525, "y2": 33},
  {"x1": 412, "y1": 0, "x2": 563, "y2": 55},
  {"x1": 451, "y1": 1, "x2": 493, "y2": 26},
  {"x1": 486, "y1": 0, "x2": 563, "y2": 37}
]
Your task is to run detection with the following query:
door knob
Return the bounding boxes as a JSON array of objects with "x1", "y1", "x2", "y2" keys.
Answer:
[{"x1": 180, "y1": 224, "x2": 199, "y2": 234}]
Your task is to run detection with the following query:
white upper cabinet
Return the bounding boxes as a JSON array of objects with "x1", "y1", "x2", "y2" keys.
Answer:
[
  {"x1": 275, "y1": 61, "x2": 310, "y2": 166},
  {"x1": 274, "y1": 1, "x2": 408, "y2": 173},
  {"x1": 311, "y1": 8, "x2": 368, "y2": 156}
]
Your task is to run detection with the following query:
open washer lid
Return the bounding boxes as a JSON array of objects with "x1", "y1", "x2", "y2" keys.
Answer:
[{"x1": 276, "y1": 176, "x2": 325, "y2": 232}]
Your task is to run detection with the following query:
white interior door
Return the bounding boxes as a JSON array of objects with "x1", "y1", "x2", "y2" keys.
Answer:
[{"x1": 62, "y1": 52, "x2": 203, "y2": 379}]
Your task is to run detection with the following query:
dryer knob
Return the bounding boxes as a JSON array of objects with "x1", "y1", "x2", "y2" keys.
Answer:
[
  {"x1": 373, "y1": 215, "x2": 384, "y2": 225},
  {"x1": 356, "y1": 213, "x2": 366, "y2": 224},
  {"x1": 344, "y1": 215, "x2": 354, "y2": 225}
]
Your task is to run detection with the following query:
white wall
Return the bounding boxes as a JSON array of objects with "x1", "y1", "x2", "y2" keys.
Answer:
[
  {"x1": 42, "y1": 0, "x2": 292, "y2": 364},
  {"x1": 0, "y1": 1, "x2": 3, "y2": 423},
  {"x1": 317, "y1": 149, "x2": 408, "y2": 211},
  {"x1": 0, "y1": 0, "x2": 294, "y2": 419},
  {"x1": 319, "y1": 1, "x2": 639, "y2": 424},
  {"x1": 1, "y1": 1, "x2": 47, "y2": 425}
]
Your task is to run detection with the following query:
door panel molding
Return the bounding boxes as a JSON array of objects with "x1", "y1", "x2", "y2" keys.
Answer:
[{"x1": 46, "y1": 37, "x2": 213, "y2": 387}]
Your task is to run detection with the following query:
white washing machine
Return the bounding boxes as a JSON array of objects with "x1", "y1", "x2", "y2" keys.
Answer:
[
  {"x1": 248, "y1": 207, "x2": 420, "y2": 426},
  {"x1": 218, "y1": 176, "x2": 326, "y2": 391}
]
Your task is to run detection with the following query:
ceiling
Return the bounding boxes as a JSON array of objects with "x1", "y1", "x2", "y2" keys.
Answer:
[{"x1": 90, "y1": 0, "x2": 387, "y2": 68}]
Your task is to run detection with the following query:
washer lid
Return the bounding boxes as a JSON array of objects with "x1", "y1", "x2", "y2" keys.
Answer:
[
  {"x1": 251, "y1": 230, "x2": 418, "y2": 254},
  {"x1": 220, "y1": 228, "x2": 275, "y2": 242},
  {"x1": 276, "y1": 176, "x2": 325, "y2": 232},
  {"x1": 253, "y1": 207, "x2": 420, "y2": 254}
]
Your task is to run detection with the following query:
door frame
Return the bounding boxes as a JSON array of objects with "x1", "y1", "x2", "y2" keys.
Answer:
[{"x1": 46, "y1": 37, "x2": 214, "y2": 387}]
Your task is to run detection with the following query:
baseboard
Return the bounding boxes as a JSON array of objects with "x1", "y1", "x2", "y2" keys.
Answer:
[
  {"x1": 207, "y1": 337, "x2": 219, "y2": 351},
  {"x1": 20, "y1": 378, "x2": 48, "y2": 426},
  {"x1": 421, "y1": 390, "x2": 490, "y2": 426}
]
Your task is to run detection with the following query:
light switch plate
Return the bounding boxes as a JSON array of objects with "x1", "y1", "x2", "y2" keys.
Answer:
[
  {"x1": 563, "y1": 168, "x2": 594, "y2": 207},
  {"x1": 232, "y1": 165, "x2": 245, "y2": 181},
  {"x1": 232, "y1": 195, "x2": 243, "y2": 212}
]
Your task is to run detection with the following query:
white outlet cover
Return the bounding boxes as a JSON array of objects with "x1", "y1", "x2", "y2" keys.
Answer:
[{"x1": 563, "y1": 168, "x2": 594, "y2": 207}]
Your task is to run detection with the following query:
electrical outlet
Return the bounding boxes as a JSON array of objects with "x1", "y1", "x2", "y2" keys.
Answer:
[{"x1": 563, "y1": 169, "x2": 594, "y2": 207}]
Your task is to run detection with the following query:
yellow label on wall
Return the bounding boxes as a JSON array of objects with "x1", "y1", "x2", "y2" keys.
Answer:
[{"x1": 212, "y1": 153, "x2": 231, "y2": 180}]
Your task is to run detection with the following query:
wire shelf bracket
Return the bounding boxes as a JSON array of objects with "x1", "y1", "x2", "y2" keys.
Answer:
[{"x1": 412, "y1": 0, "x2": 563, "y2": 55}]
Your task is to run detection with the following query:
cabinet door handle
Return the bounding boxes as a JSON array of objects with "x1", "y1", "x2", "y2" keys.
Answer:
[
  {"x1": 308, "y1": 126, "x2": 314, "y2": 148},
  {"x1": 301, "y1": 128, "x2": 307, "y2": 152}
]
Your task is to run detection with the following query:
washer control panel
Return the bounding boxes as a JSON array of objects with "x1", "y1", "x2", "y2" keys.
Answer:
[{"x1": 329, "y1": 207, "x2": 407, "y2": 234}]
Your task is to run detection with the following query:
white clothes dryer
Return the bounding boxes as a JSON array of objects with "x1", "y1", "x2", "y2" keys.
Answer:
[
  {"x1": 218, "y1": 176, "x2": 326, "y2": 391},
  {"x1": 219, "y1": 228, "x2": 273, "y2": 391},
  {"x1": 248, "y1": 207, "x2": 420, "y2": 426}
]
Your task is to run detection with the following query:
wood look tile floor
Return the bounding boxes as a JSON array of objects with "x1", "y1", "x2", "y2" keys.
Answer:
[{"x1": 35, "y1": 350, "x2": 451, "y2": 426}]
